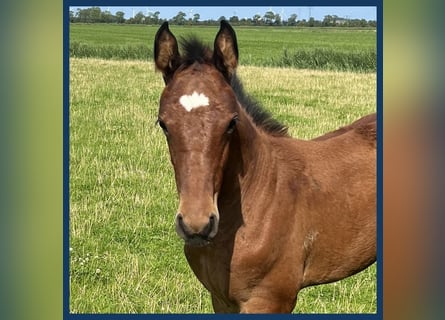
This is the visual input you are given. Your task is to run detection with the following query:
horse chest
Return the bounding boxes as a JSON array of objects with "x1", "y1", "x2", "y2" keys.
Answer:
[{"x1": 184, "y1": 245, "x2": 232, "y2": 298}]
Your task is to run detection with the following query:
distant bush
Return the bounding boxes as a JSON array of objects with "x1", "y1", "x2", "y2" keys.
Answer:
[
  {"x1": 70, "y1": 42, "x2": 376, "y2": 73},
  {"x1": 268, "y1": 48, "x2": 376, "y2": 72},
  {"x1": 70, "y1": 42, "x2": 152, "y2": 60}
]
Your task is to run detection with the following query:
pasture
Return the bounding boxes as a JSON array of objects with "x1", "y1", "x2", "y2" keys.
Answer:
[
  {"x1": 69, "y1": 24, "x2": 377, "y2": 313},
  {"x1": 70, "y1": 24, "x2": 376, "y2": 72}
]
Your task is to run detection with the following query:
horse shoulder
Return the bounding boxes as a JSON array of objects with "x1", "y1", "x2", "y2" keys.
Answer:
[{"x1": 288, "y1": 136, "x2": 376, "y2": 286}]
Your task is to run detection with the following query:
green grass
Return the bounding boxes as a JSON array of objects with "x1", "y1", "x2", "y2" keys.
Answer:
[
  {"x1": 69, "y1": 57, "x2": 376, "y2": 313},
  {"x1": 70, "y1": 24, "x2": 376, "y2": 71}
]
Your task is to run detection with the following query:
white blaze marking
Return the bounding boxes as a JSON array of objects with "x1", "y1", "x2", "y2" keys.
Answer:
[{"x1": 179, "y1": 91, "x2": 209, "y2": 112}]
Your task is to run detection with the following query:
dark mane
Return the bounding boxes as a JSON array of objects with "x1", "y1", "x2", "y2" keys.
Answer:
[
  {"x1": 231, "y1": 76, "x2": 288, "y2": 136},
  {"x1": 179, "y1": 36, "x2": 213, "y2": 65},
  {"x1": 179, "y1": 37, "x2": 288, "y2": 137}
]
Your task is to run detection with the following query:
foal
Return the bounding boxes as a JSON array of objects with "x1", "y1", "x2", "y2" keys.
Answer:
[{"x1": 154, "y1": 21, "x2": 376, "y2": 313}]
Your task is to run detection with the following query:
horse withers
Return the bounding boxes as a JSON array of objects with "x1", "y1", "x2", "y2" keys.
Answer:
[{"x1": 154, "y1": 21, "x2": 376, "y2": 313}]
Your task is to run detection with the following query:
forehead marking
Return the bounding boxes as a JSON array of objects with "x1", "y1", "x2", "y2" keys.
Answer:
[{"x1": 179, "y1": 91, "x2": 209, "y2": 112}]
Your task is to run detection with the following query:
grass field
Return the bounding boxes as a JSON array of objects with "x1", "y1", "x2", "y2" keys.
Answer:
[
  {"x1": 70, "y1": 24, "x2": 376, "y2": 71},
  {"x1": 69, "y1": 54, "x2": 376, "y2": 313}
]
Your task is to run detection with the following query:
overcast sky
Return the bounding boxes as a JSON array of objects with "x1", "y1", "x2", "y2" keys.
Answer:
[{"x1": 70, "y1": 6, "x2": 377, "y2": 21}]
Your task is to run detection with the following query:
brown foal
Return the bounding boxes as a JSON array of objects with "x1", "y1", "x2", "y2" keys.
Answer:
[{"x1": 154, "y1": 21, "x2": 376, "y2": 313}]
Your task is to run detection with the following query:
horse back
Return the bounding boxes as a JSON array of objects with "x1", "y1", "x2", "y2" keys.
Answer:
[{"x1": 313, "y1": 113, "x2": 376, "y2": 148}]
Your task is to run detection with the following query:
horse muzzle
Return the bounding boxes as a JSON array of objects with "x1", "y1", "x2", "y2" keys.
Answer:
[
  {"x1": 175, "y1": 212, "x2": 219, "y2": 247},
  {"x1": 175, "y1": 193, "x2": 220, "y2": 246}
]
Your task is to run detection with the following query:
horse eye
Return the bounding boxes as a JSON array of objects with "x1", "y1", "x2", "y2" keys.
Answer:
[
  {"x1": 226, "y1": 115, "x2": 239, "y2": 134},
  {"x1": 157, "y1": 119, "x2": 169, "y2": 135}
]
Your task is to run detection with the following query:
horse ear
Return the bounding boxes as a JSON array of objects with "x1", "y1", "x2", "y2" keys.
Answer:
[
  {"x1": 154, "y1": 22, "x2": 180, "y2": 84},
  {"x1": 213, "y1": 20, "x2": 239, "y2": 81}
]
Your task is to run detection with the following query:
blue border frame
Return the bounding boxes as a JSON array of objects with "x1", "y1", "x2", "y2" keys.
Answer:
[
  {"x1": 67, "y1": 1, "x2": 378, "y2": 6},
  {"x1": 64, "y1": 1, "x2": 383, "y2": 318},
  {"x1": 63, "y1": 2, "x2": 71, "y2": 318},
  {"x1": 376, "y1": 2, "x2": 383, "y2": 317}
]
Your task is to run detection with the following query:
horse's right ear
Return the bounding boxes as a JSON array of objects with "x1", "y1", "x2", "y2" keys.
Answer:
[{"x1": 154, "y1": 22, "x2": 180, "y2": 84}]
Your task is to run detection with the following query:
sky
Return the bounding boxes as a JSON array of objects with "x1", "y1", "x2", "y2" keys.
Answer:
[{"x1": 70, "y1": 6, "x2": 377, "y2": 21}]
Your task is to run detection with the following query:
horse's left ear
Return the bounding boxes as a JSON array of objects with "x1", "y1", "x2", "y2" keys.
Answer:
[{"x1": 213, "y1": 20, "x2": 239, "y2": 81}]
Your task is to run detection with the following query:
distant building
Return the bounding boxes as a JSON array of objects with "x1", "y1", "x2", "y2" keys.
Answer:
[{"x1": 335, "y1": 18, "x2": 348, "y2": 25}]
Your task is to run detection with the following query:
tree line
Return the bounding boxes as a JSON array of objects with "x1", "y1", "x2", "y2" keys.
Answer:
[{"x1": 70, "y1": 7, "x2": 376, "y2": 28}]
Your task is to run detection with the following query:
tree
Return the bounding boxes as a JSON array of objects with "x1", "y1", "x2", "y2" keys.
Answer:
[
  {"x1": 172, "y1": 11, "x2": 187, "y2": 25},
  {"x1": 274, "y1": 13, "x2": 282, "y2": 26},
  {"x1": 146, "y1": 11, "x2": 160, "y2": 24},
  {"x1": 229, "y1": 15, "x2": 239, "y2": 24},
  {"x1": 115, "y1": 11, "x2": 125, "y2": 24},
  {"x1": 322, "y1": 15, "x2": 332, "y2": 27},
  {"x1": 90, "y1": 7, "x2": 101, "y2": 23},
  {"x1": 133, "y1": 11, "x2": 145, "y2": 24},
  {"x1": 242, "y1": 18, "x2": 253, "y2": 26},
  {"x1": 288, "y1": 13, "x2": 297, "y2": 26},
  {"x1": 308, "y1": 17, "x2": 316, "y2": 27},
  {"x1": 322, "y1": 15, "x2": 340, "y2": 27},
  {"x1": 368, "y1": 20, "x2": 377, "y2": 28},
  {"x1": 101, "y1": 10, "x2": 114, "y2": 23},
  {"x1": 253, "y1": 14, "x2": 262, "y2": 25},
  {"x1": 193, "y1": 13, "x2": 200, "y2": 24},
  {"x1": 264, "y1": 11, "x2": 275, "y2": 25},
  {"x1": 75, "y1": 7, "x2": 101, "y2": 23}
]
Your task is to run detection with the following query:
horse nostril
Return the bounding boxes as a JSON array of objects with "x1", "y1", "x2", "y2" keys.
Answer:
[
  {"x1": 201, "y1": 214, "x2": 218, "y2": 238},
  {"x1": 175, "y1": 213, "x2": 189, "y2": 238}
]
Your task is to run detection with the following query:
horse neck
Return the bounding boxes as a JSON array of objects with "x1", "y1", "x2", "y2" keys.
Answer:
[
  {"x1": 216, "y1": 104, "x2": 285, "y2": 241},
  {"x1": 221, "y1": 105, "x2": 277, "y2": 202}
]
